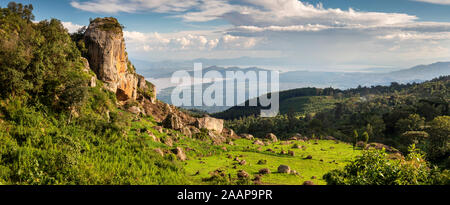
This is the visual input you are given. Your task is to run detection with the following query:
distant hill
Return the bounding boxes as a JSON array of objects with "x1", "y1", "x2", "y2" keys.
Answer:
[
  {"x1": 157, "y1": 62, "x2": 450, "y2": 113},
  {"x1": 213, "y1": 75, "x2": 450, "y2": 120}
]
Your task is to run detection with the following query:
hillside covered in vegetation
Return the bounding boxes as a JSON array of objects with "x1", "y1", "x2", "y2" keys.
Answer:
[{"x1": 0, "y1": 2, "x2": 448, "y2": 185}]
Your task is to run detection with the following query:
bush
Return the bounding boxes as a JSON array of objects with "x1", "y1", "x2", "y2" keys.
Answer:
[{"x1": 324, "y1": 145, "x2": 449, "y2": 185}]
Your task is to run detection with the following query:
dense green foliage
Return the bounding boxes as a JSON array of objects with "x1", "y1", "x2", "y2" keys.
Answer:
[
  {"x1": 0, "y1": 3, "x2": 186, "y2": 185},
  {"x1": 324, "y1": 145, "x2": 449, "y2": 185},
  {"x1": 223, "y1": 77, "x2": 449, "y2": 169}
]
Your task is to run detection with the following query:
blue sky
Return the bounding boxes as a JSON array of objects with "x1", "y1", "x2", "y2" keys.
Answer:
[{"x1": 2, "y1": 0, "x2": 450, "y2": 70}]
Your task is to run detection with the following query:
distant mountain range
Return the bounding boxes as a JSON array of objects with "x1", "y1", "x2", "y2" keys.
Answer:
[{"x1": 154, "y1": 62, "x2": 450, "y2": 113}]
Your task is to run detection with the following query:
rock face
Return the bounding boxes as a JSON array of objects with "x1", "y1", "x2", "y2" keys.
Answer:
[
  {"x1": 84, "y1": 17, "x2": 138, "y2": 101},
  {"x1": 162, "y1": 113, "x2": 184, "y2": 130},
  {"x1": 196, "y1": 116, "x2": 224, "y2": 133}
]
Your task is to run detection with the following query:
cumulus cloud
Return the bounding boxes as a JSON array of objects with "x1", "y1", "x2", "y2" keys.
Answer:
[
  {"x1": 62, "y1": 21, "x2": 84, "y2": 33},
  {"x1": 72, "y1": 0, "x2": 450, "y2": 67},
  {"x1": 123, "y1": 30, "x2": 259, "y2": 52},
  {"x1": 413, "y1": 0, "x2": 450, "y2": 5},
  {"x1": 70, "y1": 0, "x2": 200, "y2": 13}
]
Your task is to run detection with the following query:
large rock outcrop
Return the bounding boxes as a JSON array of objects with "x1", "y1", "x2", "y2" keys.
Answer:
[
  {"x1": 84, "y1": 17, "x2": 138, "y2": 101},
  {"x1": 195, "y1": 116, "x2": 224, "y2": 133}
]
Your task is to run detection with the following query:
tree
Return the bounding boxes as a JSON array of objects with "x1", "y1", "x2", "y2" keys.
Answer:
[
  {"x1": 323, "y1": 146, "x2": 449, "y2": 185},
  {"x1": 352, "y1": 130, "x2": 359, "y2": 149},
  {"x1": 362, "y1": 131, "x2": 369, "y2": 144},
  {"x1": 395, "y1": 114, "x2": 425, "y2": 135},
  {"x1": 427, "y1": 116, "x2": 450, "y2": 161}
]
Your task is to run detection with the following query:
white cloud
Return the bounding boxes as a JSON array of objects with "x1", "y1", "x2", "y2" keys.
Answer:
[
  {"x1": 70, "y1": 0, "x2": 200, "y2": 13},
  {"x1": 72, "y1": 0, "x2": 450, "y2": 68},
  {"x1": 123, "y1": 30, "x2": 258, "y2": 52},
  {"x1": 62, "y1": 21, "x2": 84, "y2": 33},
  {"x1": 413, "y1": 0, "x2": 450, "y2": 5}
]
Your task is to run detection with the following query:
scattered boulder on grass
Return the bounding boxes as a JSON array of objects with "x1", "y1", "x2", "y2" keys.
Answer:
[
  {"x1": 288, "y1": 150, "x2": 295, "y2": 156},
  {"x1": 153, "y1": 148, "x2": 164, "y2": 156},
  {"x1": 303, "y1": 181, "x2": 315, "y2": 185},
  {"x1": 311, "y1": 176, "x2": 317, "y2": 179},
  {"x1": 290, "y1": 170, "x2": 298, "y2": 175},
  {"x1": 239, "y1": 160, "x2": 247, "y2": 165},
  {"x1": 280, "y1": 141, "x2": 292, "y2": 145},
  {"x1": 257, "y1": 147, "x2": 263, "y2": 151},
  {"x1": 280, "y1": 150, "x2": 287, "y2": 155},
  {"x1": 266, "y1": 148, "x2": 273, "y2": 152},
  {"x1": 253, "y1": 140, "x2": 264, "y2": 146},
  {"x1": 292, "y1": 144, "x2": 301, "y2": 149},
  {"x1": 257, "y1": 159, "x2": 267, "y2": 165},
  {"x1": 172, "y1": 147, "x2": 187, "y2": 161},
  {"x1": 234, "y1": 157, "x2": 240, "y2": 162},
  {"x1": 241, "y1": 134, "x2": 254, "y2": 140},
  {"x1": 237, "y1": 170, "x2": 249, "y2": 179},
  {"x1": 265, "y1": 133, "x2": 278, "y2": 142},
  {"x1": 259, "y1": 168, "x2": 271, "y2": 175},
  {"x1": 227, "y1": 154, "x2": 233, "y2": 159},
  {"x1": 305, "y1": 155, "x2": 313, "y2": 159},
  {"x1": 278, "y1": 165, "x2": 291, "y2": 173},
  {"x1": 253, "y1": 175, "x2": 263, "y2": 184},
  {"x1": 221, "y1": 147, "x2": 227, "y2": 151}
]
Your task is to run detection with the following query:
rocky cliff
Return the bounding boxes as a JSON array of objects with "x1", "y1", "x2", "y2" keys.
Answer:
[
  {"x1": 82, "y1": 17, "x2": 236, "y2": 144},
  {"x1": 84, "y1": 17, "x2": 153, "y2": 102}
]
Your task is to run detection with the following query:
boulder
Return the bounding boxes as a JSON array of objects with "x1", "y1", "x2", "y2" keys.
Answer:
[
  {"x1": 253, "y1": 140, "x2": 264, "y2": 146},
  {"x1": 277, "y1": 165, "x2": 291, "y2": 173},
  {"x1": 305, "y1": 155, "x2": 313, "y2": 159},
  {"x1": 257, "y1": 159, "x2": 267, "y2": 165},
  {"x1": 136, "y1": 74, "x2": 156, "y2": 103},
  {"x1": 221, "y1": 128, "x2": 239, "y2": 139},
  {"x1": 259, "y1": 168, "x2": 271, "y2": 175},
  {"x1": 172, "y1": 147, "x2": 187, "y2": 161},
  {"x1": 265, "y1": 133, "x2": 278, "y2": 142},
  {"x1": 80, "y1": 57, "x2": 97, "y2": 87},
  {"x1": 288, "y1": 150, "x2": 295, "y2": 156},
  {"x1": 163, "y1": 136, "x2": 173, "y2": 147},
  {"x1": 153, "y1": 148, "x2": 164, "y2": 157},
  {"x1": 181, "y1": 126, "x2": 192, "y2": 138},
  {"x1": 195, "y1": 116, "x2": 224, "y2": 133},
  {"x1": 240, "y1": 134, "x2": 254, "y2": 140},
  {"x1": 237, "y1": 170, "x2": 249, "y2": 179},
  {"x1": 162, "y1": 113, "x2": 184, "y2": 130},
  {"x1": 127, "y1": 106, "x2": 141, "y2": 115},
  {"x1": 303, "y1": 181, "x2": 315, "y2": 185}
]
